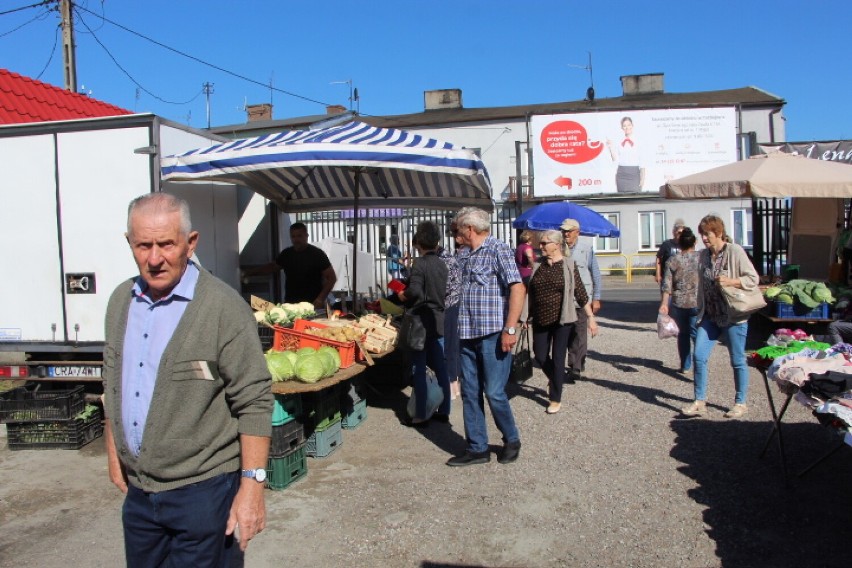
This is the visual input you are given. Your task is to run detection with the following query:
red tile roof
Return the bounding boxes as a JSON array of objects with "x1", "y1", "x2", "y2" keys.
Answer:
[{"x1": 0, "y1": 68, "x2": 132, "y2": 124}]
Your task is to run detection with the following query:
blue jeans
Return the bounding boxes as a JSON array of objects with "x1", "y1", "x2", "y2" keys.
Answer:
[
  {"x1": 693, "y1": 318, "x2": 750, "y2": 405},
  {"x1": 123, "y1": 471, "x2": 239, "y2": 568},
  {"x1": 443, "y1": 304, "x2": 461, "y2": 381},
  {"x1": 670, "y1": 305, "x2": 698, "y2": 371},
  {"x1": 411, "y1": 336, "x2": 451, "y2": 419},
  {"x1": 459, "y1": 332, "x2": 520, "y2": 454}
]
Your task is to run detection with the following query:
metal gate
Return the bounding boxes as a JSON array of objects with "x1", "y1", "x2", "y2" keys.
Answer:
[
  {"x1": 296, "y1": 203, "x2": 521, "y2": 295},
  {"x1": 752, "y1": 198, "x2": 791, "y2": 277}
]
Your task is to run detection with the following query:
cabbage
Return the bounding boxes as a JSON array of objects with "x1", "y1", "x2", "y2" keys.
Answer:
[
  {"x1": 282, "y1": 350, "x2": 299, "y2": 367},
  {"x1": 316, "y1": 349, "x2": 338, "y2": 377},
  {"x1": 297, "y1": 347, "x2": 317, "y2": 358},
  {"x1": 295, "y1": 354, "x2": 325, "y2": 383},
  {"x1": 318, "y1": 345, "x2": 341, "y2": 373},
  {"x1": 265, "y1": 351, "x2": 294, "y2": 382}
]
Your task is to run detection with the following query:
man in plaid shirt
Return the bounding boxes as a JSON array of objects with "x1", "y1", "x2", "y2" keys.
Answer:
[{"x1": 446, "y1": 207, "x2": 525, "y2": 467}]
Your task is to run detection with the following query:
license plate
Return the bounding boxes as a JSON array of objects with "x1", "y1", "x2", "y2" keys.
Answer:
[{"x1": 48, "y1": 366, "x2": 102, "y2": 378}]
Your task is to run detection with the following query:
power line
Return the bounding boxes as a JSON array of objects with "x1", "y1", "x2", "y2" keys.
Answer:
[
  {"x1": 73, "y1": 3, "x2": 335, "y2": 109},
  {"x1": 0, "y1": 0, "x2": 52, "y2": 17},
  {"x1": 34, "y1": 21, "x2": 59, "y2": 80},
  {"x1": 75, "y1": 9, "x2": 203, "y2": 105},
  {"x1": 0, "y1": 1, "x2": 53, "y2": 37}
]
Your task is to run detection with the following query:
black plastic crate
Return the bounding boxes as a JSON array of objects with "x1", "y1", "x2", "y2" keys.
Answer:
[
  {"x1": 270, "y1": 419, "x2": 306, "y2": 457},
  {"x1": 6, "y1": 407, "x2": 103, "y2": 450},
  {"x1": 340, "y1": 377, "x2": 366, "y2": 406},
  {"x1": 0, "y1": 385, "x2": 86, "y2": 423},
  {"x1": 304, "y1": 389, "x2": 341, "y2": 433}
]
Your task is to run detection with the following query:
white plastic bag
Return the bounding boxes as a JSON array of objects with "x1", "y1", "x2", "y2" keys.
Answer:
[
  {"x1": 407, "y1": 368, "x2": 444, "y2": 419},
  {"x1": 657, "y1": 313, "x2": 679, "y2": 340}
]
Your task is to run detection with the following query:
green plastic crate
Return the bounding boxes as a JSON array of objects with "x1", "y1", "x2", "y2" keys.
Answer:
[
  {"x1": 342, "y1": 398, "x2": 367, "y2": 430},
  {"x1": 272, "y1": 394, "x2": 302, "y2": 426},
  {"x1": 305, "y1": 390, "x2": 341, "y2": 432},
  {"x1": 305, "y1": 419, "x2": 342, "y2": 458},
  {"x1": 267, "y1": 446, "x2": 307, "y2": 490}
]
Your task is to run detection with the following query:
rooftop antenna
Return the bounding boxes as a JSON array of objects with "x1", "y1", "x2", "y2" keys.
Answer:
[
  {"x1": 331, "y1": 79, "x2": 356, "y2": 112},
  {"x1": 203, "y1": 81, "x2": 214, "y2": 128},
  {"x1": 269, "y1": 71, "x2": 274, "y2": 106},
  {"x1": 568, "y1": 52, "x2": 595, "y2": 101}
]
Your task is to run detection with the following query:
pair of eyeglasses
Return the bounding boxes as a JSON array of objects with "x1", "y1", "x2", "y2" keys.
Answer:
[
  {"x1": 538, "y1": 241, "x2": 555, "y2": 246},
  {"x1": 562, "y1": 229, "x2": 577, "y2": 234}
]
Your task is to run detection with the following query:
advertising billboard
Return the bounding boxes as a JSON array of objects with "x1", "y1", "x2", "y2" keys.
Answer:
[{"x1": 531, "y1": 107, "x2": 737, "y2": 197}]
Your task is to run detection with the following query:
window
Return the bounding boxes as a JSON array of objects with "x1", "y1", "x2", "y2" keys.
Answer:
[
  {"x1": 595, "y1": 213, "x2": 621, "y2": 253},
  {"x1": 639, "y1": 211, "x2": 666, "y2": 250},
  {"x1": 731, "y1": 208, "x2": 753, "y2": 248}
]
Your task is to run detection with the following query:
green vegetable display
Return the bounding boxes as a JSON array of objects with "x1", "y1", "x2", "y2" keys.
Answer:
[
  {"x1": 265, "y1": 351, "x2": 295, "y2": 382},
  {"x1": 318, "y1": 346, "x2": 342, "y2": 373},
  {"x1": 255, "y1": 302, "x2": 317, "y2": 326},
  {"x1": 764, "y1": 280, "x2": 835, "y2": 308},
  {"x1": 294, "y1": 354, "x2": 325, "y2": 383}
]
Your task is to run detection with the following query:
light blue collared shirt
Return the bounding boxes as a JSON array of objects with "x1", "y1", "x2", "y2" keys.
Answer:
[{"x1": 121, "y1": 262, "x2": 199, "y2": 456}]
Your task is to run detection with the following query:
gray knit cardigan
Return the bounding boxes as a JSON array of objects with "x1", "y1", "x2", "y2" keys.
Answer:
[{"x1": 103, "y1": 268, "x2": 272, "y2": 492}]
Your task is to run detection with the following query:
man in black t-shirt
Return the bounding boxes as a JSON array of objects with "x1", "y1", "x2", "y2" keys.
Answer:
[
  {"x1": 655, "y1": 219, "x2": 685, "y2": 292},
  {"x1": 275, "y1": 223, "x2": 337, "y2": 307}
]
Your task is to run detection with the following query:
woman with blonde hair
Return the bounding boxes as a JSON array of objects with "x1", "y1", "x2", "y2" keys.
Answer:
[
  {"x1": 681, "y1": 215, "x2": 759, "y2": 419},
  {"x1": 527, "y1": 229, "x2": 598, "y2": 413}
]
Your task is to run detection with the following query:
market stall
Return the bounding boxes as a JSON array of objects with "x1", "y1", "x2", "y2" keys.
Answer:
[
  {"x1": 253, "y1": 306, "x2": 400, "y2": 489},
  {"x1": 660, "y1": 151, "x2": 852, "y2": 281},
  {"x1": 750, "y1": 337, "x2": 852, "y2": 478},
  {"x1": 161, "y1": 119, "x2": 494, "y2": 303}
]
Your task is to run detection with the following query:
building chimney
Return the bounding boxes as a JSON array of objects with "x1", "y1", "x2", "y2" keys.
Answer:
[
  {"x1": 326, "y1": 104, "x2": 347, "y2": 115},
  {"x1": 246, "y1": 103, "x2": 273, "y2": 122},
  {"x1": 424, "y1": 89, "x2": 463, "y2": 111},
  {"x1": 620, "y1": 73, "x2": 664, "y2": 96}
]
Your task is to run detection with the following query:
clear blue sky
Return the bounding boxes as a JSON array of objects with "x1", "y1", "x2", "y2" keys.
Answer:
[{"x1": 3, "y1": 0, "x2": 849, "y2": 141}]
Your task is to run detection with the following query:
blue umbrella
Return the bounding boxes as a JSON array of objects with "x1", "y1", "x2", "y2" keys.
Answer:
[{"x1": 512, "y1": 201, "x2": 620, "y2": 237}]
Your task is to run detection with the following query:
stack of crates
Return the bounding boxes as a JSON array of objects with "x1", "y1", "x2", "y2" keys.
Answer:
[
  {"x1": 340, "y1": 377, "x2": 368, "y2": 430},
  {"x1": 304, "y1": 387, "x2": 343, "y2": 458},
  {"x1": 266, "y1": 394, "x2": 307, "y2": 491},
  {"x1": 0, "y1": 385, "x2": 103, "y2": 450}
]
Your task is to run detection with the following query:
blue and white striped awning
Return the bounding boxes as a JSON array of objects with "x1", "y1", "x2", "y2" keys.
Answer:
[{"x1": 161, "y1": 120, "x2": 494, "y2": 213}]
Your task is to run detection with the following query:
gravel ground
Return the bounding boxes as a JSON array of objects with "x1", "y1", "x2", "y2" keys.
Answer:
[{"x1": 1, "y1": 279, "x2": 850, "y2": 568}]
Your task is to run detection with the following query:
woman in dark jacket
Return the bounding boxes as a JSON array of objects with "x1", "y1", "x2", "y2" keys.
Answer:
[
  {"x1": 527, "y1": 229, "x2": 598, "y2": 414},
  {"x1": 398, "y1": 221, "x2": 451, "y2": 426}
]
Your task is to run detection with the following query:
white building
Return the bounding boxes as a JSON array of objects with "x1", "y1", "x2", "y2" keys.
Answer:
[{"x1": 213, "y1": 73, "x2": 786, "y2": 291}]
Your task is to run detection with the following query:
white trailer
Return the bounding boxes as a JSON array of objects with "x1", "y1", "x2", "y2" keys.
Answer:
[{"x1": 0, "y1": 114, "x2": 242, "y2": 383}]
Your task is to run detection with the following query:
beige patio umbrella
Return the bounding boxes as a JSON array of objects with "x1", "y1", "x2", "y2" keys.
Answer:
[{"x1": 660, "y1": 152, "x2": 852, "y2": 199}]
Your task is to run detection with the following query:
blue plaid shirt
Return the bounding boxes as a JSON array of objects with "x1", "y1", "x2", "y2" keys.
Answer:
[{"x1": 457, "y1": 235, "x2": 521, "y2": 339}]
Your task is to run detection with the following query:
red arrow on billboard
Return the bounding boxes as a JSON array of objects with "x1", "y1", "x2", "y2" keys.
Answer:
[{"x1": 554, "y1": 176, "x2": 573, "y2": 189}]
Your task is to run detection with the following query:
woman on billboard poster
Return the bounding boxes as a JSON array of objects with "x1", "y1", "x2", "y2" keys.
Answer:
[{"x1": 607, "y1": 116, "x2": 645, "y2": 193}]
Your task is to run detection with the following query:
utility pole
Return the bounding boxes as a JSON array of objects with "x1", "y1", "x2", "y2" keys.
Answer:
[
  {"x1": 60, "y1": 0, "x2": 77, "y2": 91},
  {"x1": 203, "y1": 82, "x2": 214, "y2": 128}
]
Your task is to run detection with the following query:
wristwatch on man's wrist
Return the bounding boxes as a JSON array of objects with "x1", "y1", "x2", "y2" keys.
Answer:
[
  {"x1": 503, "y1": 326, "x2": 516, "y2": 335},
  {"x1": 241, "y1": 468, "x2": 267, "y2": 483}
]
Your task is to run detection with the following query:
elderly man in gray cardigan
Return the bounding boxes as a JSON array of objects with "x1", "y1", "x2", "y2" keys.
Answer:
[{"x1": 103, "y1": 193, "x2": 272, "y2": 567}]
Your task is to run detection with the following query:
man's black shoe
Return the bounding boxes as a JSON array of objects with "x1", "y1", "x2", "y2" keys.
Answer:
[
  {"x1": 498, "y1": 441, "x2": 521, "y2": 464},
  {"x1": 432, "y1": 412, "x2": 450, "y2": 423},
  {"x1": 446, "y1": 451, "x2": 490, "y2": 467}
]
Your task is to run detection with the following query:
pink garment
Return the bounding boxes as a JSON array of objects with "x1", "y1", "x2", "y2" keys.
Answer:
[
  {"x1": 769, "y1": 353, "x2": 852, "y2": 396},
  {"x1": 515, "y1": 243, "x2": 534, "y2": 279}
]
